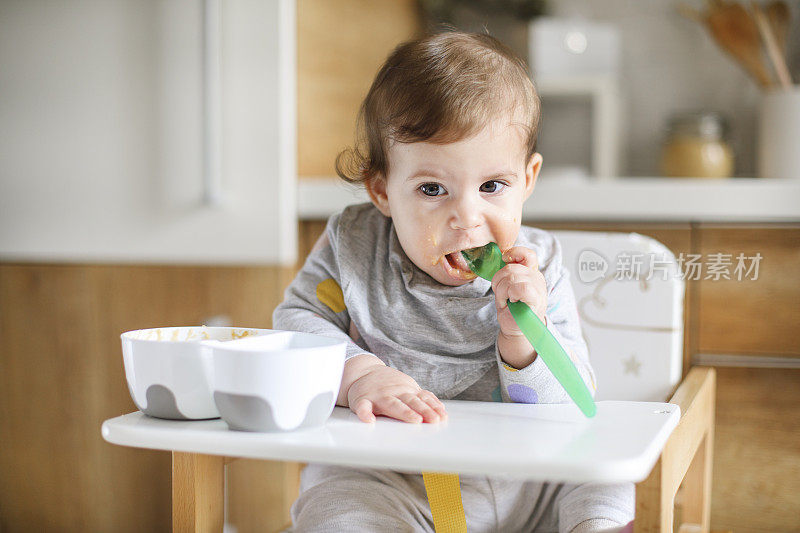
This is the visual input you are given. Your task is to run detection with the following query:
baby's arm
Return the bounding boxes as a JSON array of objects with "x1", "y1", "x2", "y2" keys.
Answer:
[
  {"x1": 272, "y1": 214, "x2": 446, "y2": 423},
  {"x1": 272, "y1": 216, "x2": 368, "y2": 363},
  {"x1": 495, "y1": 237, "x2": 597, "y2": 404}
]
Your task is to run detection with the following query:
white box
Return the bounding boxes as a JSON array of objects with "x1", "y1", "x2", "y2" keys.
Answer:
[{"x1": 529, "y1": 17, "x2": 620, "y2": 78}]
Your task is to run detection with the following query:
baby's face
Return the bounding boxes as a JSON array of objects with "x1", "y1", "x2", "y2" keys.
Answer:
[{"x1": 366, "y1": 119, "x2": 542, "y2": 286}]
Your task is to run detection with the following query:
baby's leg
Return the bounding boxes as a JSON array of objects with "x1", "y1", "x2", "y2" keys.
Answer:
[
  {"x1": 289, "y1": 463, "x2": 435, "y2": 533},
  {"x1": 555, "y1": 482, "x2": 635, "y2": 533},
  {"x1": 569, "y1": 518, "x2": 634, "y2": 533}
]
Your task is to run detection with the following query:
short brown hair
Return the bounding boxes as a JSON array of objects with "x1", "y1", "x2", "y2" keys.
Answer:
[{"x1": 336, "y1": 30, "x2": 541, "y2": 185}]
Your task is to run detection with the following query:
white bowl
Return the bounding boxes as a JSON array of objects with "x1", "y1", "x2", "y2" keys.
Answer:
[
  {"x1": 211, "y1": 331, "x2": 346, "y2": 432},
  {"x1": 121, "y1": 326, "x2": 277, "y2": 420}
]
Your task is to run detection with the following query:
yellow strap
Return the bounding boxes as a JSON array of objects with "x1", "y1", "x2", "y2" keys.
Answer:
[{"x1": 422, "y1": 472, "x2": 468, "y2": 533}]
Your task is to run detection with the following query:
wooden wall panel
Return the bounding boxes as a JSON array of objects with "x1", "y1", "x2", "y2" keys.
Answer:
[
  {"x1": 711, "y1": 366, "x2": 800, "y2": 532},
  {"x1": 0, "y1": 263, "x2": 293, "y2": 532},
  {"x1": 696, "y1": 225, "x2": 800, "y2": 357},
  {"x1": 297, "y1": 0, "x2": 422, "y2": 176},
  {"x1": 299, "y1": 220, "x2": 328, "y2": 262}
]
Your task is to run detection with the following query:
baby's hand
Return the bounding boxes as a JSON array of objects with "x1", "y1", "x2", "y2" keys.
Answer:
[
  {"x1": 492, "y1": 246, "x2": 548, "y2": 338},
  {"x1": 347, "y1": 365, "x2": 448, "y2": 424}
]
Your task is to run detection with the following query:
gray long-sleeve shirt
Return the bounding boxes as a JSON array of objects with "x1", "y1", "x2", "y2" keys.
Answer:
[{"x1": 272, "y1": 202, "x2": 596, "y2": 405}]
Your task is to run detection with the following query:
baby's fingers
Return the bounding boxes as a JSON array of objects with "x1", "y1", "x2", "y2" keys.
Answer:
[
  {"x1": 402, "y1": 393, "x2": 441, "y2": 423},
  {"x1": 379, "y1": 396, "x2": 423, "y2": 424},
  {"x1": 418, "y1": 390, "x2": 448, "y2": 420},
  {"x1": 493, "y1": 272, "x2": 513, "y2": 308},
  {"x1": 352, "y1": 398, "x2": 376, "y2": 423},
  {"x1": 502, "y1": 246, "x2": 539, "y2": 270}
]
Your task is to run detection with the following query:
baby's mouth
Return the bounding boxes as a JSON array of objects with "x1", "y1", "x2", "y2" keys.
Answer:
[
  {"x1": 445, "y1": 250, "x2": 472, "y2": 273},
  {"x1": 444, "y1": 248, "x2": 480, "y2": 280}
]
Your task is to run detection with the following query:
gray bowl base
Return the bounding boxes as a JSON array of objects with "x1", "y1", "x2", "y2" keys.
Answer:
[
  {"x1": 130, "y1": 384, "x2": 221, "y2": 421},
  {"x1": 214, "y1": 391, "x2": 335, "y2": 432}
]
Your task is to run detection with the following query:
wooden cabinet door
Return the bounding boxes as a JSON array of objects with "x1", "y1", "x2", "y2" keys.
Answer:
[{"x1": 696, "y1": 224, "x2": 800, "y2": 358}]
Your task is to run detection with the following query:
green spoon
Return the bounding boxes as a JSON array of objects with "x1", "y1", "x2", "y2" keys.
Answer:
[{"x1": 461, "y1": 242, "x2": 596, "y2": 418}]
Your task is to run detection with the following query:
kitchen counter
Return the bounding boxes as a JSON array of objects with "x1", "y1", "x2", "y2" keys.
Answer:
[{"x1": 298, "y1": 176, "x2": 800, "y2": 222}]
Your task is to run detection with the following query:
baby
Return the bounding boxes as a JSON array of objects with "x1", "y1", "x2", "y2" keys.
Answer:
[{"x1": 273, "y1": 31, "x2": 634, "y2": 533}]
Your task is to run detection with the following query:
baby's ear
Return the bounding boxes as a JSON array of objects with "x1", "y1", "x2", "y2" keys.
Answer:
[
  {"x1": 365, "y1": 175, "x2": 391, "y2": 217},
  {"x1": 523, "y1": 153, "x2": 543, "y2": 201}
]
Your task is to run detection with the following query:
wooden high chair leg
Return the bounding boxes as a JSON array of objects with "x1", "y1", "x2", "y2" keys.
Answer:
[
  {"x1": 680, "y1": 430, "x2": 713, "y2": 531},
  {"x1": 635, "y1": 457, "x2": 674, "y2": 532},
  {"x1": 172, "y1": 452, "x2": 225, "y2": 533},
  {"x1": 634, "y1": 367, "x2": 716, "y2": 533}
]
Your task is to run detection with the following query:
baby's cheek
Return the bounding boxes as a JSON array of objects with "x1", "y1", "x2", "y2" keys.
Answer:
[
  {"x1": 423, "y1": 225, "x2": 440, "y2": 250},
  {"x1": 414, "y1": 231, "x2": 444, "y2": 267},
  {"x1": 396, "y1": 226, "x2": 435, "y2": 267}
]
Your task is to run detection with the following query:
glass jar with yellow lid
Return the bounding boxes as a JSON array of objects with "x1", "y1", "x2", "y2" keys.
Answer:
[{"x1": 660, "y1": 111, "x2": 734, "y2": 178}]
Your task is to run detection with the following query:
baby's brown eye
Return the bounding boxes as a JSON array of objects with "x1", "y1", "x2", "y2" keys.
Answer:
[
  {"x1": 480, "y1": 180, "x2": 506, "y2": 193},
  {"x1": 419, "y1": 183, "x2": 443, "y2": 197}
]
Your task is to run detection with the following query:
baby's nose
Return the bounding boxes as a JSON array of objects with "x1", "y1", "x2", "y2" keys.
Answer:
[
  {"x1": 449, "y1": 200, "x2": 482, "y2": 230},
  {"x1": 450, "y1": 214, "x2": 480, "y2": 231}
]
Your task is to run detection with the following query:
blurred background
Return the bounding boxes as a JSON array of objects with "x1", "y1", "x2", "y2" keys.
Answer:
[{"x1": 1, "y1": 1, "x2": 799, "y2": 531}]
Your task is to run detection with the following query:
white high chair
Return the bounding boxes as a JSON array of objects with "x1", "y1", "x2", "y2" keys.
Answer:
[
  {"x1": 422, "y1": 231, "x2": 716, "y2": 532},
  {"x1": 553, "y1": 230, "x2": 714, "y2": 532}
]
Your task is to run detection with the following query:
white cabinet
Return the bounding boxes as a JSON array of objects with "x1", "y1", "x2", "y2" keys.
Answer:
[{"x1": 0, "y1": 0, "x2": 297, "y2": 265}]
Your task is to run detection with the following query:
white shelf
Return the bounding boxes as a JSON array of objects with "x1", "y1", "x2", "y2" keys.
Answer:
[{"x1": 298, "y1": 176, "x2": 800, "y2": 223}]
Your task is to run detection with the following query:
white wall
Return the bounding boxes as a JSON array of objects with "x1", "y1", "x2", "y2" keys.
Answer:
[
  {"x1": 0, "y1": 0, "x2": 297, "y2": 265},
  {"x1": 545, "y1": 0, "x2": 800, "y2": 178}
]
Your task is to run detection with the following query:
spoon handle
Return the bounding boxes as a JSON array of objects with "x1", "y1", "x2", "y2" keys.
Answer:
[
  {"x1": 507, "y1": 300, "x2": 597, "y2": 418},
  {"x1": 461, "y1": 242, "x2": 597, "y2": 417}
]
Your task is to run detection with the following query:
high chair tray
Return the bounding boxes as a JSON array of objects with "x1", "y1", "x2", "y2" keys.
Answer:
[{"x1": 102, "y1": 399, "x2": 679, "y2": 483}]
